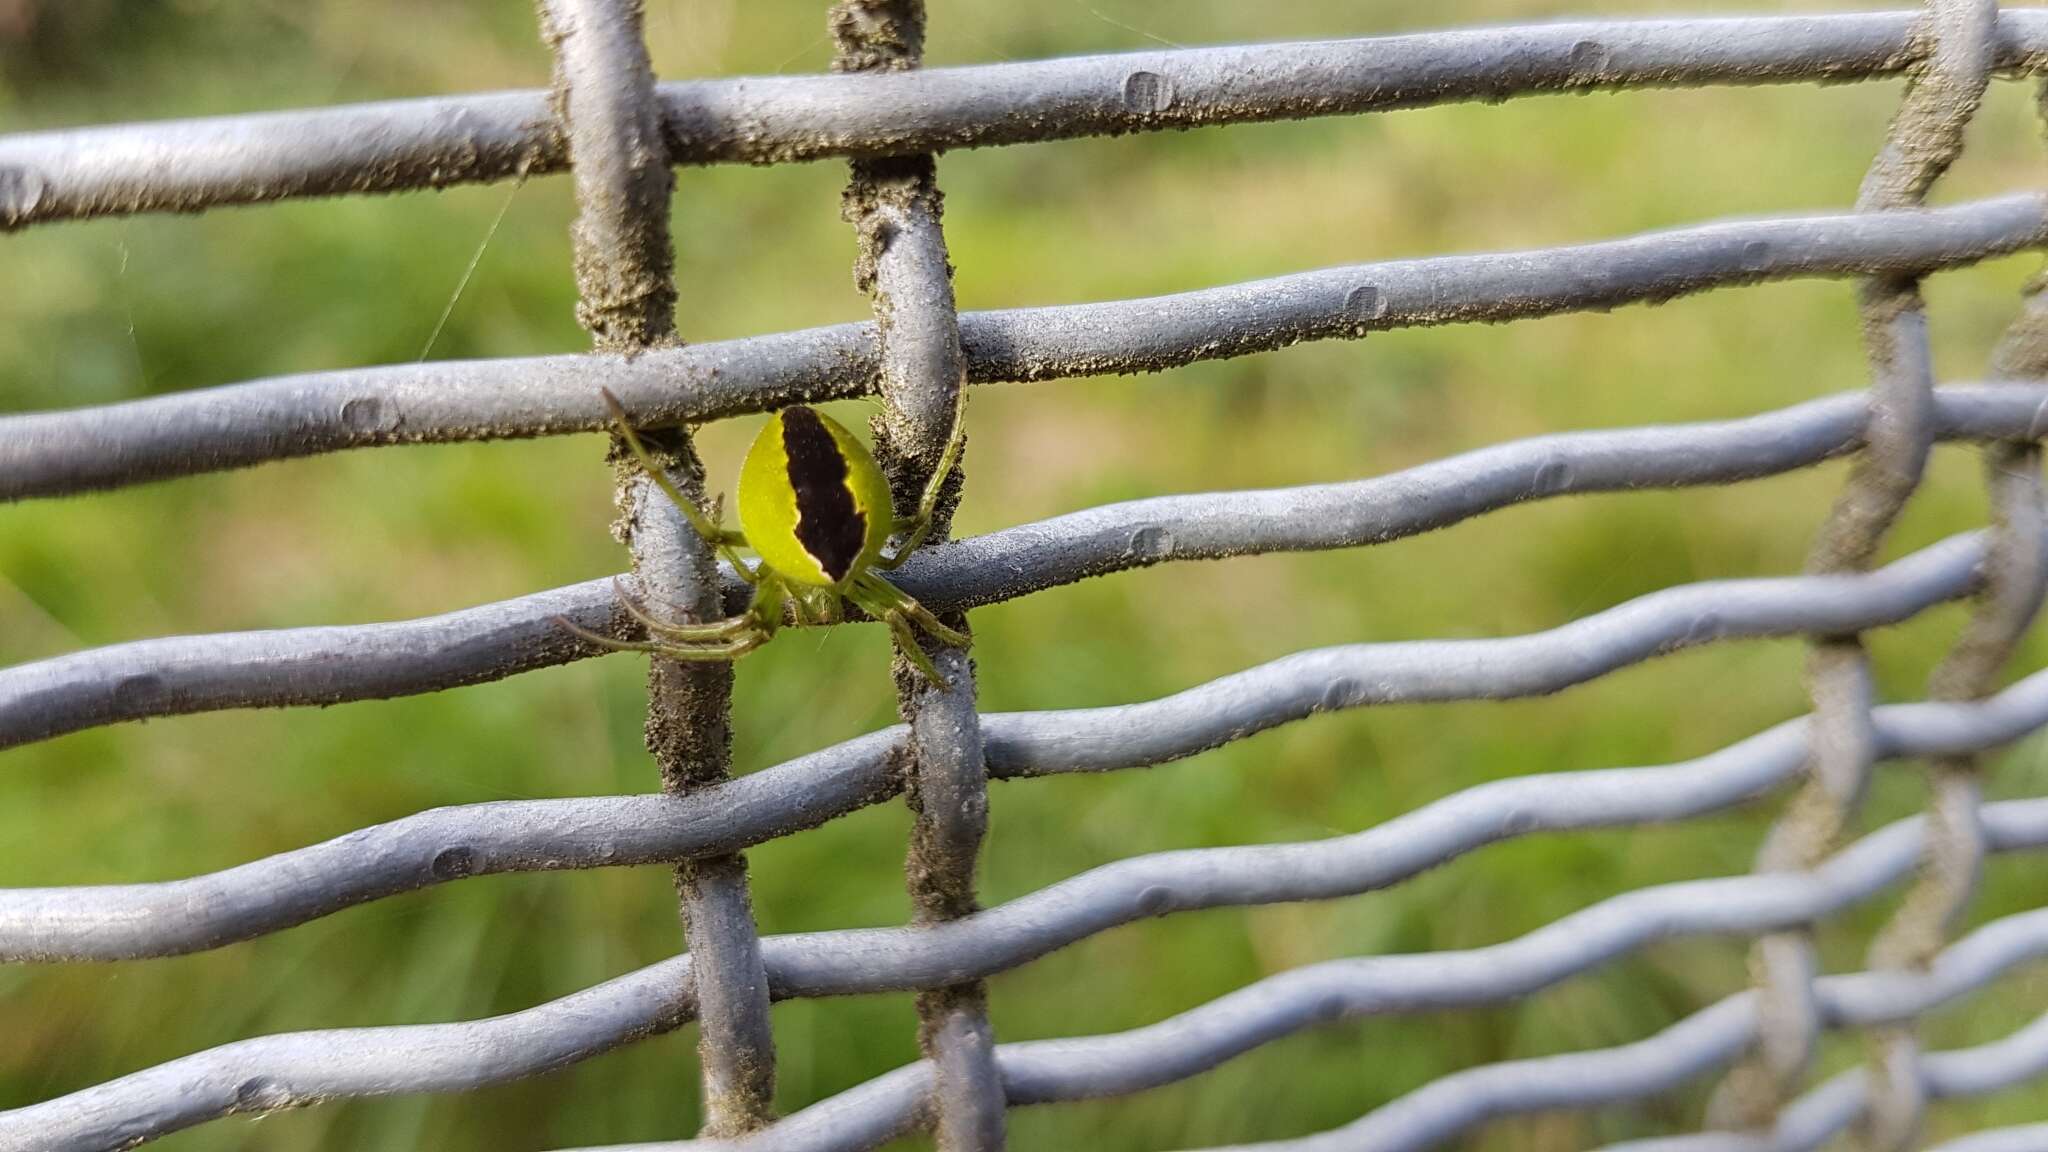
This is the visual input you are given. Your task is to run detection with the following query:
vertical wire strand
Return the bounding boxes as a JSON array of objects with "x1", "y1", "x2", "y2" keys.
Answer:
[
  {"x1": 1860, "y1": 76, "x2": 2048, "y2": 1152},
  {"x1": 537, "y1": 0, "x2": 778, "y2": 1136},
  {"x1": 1707, "y1": 0, "x2": 1998, "y2": 1134},
  {"x1": 830, "y1": 3, "x2": 1006, "y2": 1149}
]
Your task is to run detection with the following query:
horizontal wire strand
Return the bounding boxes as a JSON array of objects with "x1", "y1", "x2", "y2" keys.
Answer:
[
  {"x1": 563, "y1": 903, "x2": 2048, "y2": 1152},
  {"x1": 5, "y1": 194, "x2": 2048, "y2": 498},
  {"x1": 4, "y1": 11, "x2": 2048, "y2": 228},
  {"x1": 0, "y1": 540, "x2": 2040, "y2": 962},
  {"x1": 4, "y1": 582, "x2": 2048, "y2": 964},
  {"x1": 6, "y1": 9, "x2": 2048, "y2": 1149},
  {"x1": 7, "y1": 383, "x2": 2048, "y2": 749},
  {"x1": 10, "y1": 796, "x2": 2048, "y2": 1152}
]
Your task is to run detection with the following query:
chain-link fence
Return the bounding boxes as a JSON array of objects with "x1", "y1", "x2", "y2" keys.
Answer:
[{"x1": 5, "y1": 3, "x2": 2048, "y2": 1150}]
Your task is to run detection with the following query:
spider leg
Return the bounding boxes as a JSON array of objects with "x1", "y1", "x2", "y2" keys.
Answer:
[
  {"x1": 721, "y1": 543, "x2": 762, "y2": 587},
  {"x1": 743, "y1": 572, "x2": 789, "y2": 640},
  {"x1": 846, "y1": 575, "x2": 963, "y2": 684},
  {"x1": 600, "y1": 390, "x2": 753, "y2": 577},
  {"x1": 791, "y1": 586, "x2": 834, "y2": 627},
  {"x1": 889, "y1": 614, "x2": 946, "y2": 683},
  {"x1": 553, "y1": 615, "x2": 701, "y2": 655},
  {"x1": 557, "y1": 623, "x2": 770, "y2": 660},
  {"x1": 875, "y1": 380, "x2": 968, "y2": 568},
  {"x1": 809, "y1": 587, "x2": 843, "y2": 626},
  {"x1": 895, "y1": 597, "x2": 969, "y2": 648},
  {"x1": 712, "y1": 487, "x2": 761, "y2": 553},
  {"x1": 557, "y1": 572, "x2": 786, "y2": 661},
  {"x1": 612, "y1": 578, "x2": 759, "y2": 641},
  {"x1": 853, "y1": 571, "x2": 968, "y2": 647},
  {"x1": 867, "y1": 600, "x2": 946, "y2": 684},
  {"x1": 639, "y1": 631, "x2": 774, "y2": 661}
]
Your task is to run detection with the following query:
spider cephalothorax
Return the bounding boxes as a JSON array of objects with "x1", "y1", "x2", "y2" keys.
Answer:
[{"x1": 558, "y1": 389, "x2": 968, "y2": 683}]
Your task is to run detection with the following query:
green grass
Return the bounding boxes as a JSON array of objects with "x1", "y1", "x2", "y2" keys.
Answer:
[{"x1": 4, "y1": 1, "x2": 2048, "y2": 1148}]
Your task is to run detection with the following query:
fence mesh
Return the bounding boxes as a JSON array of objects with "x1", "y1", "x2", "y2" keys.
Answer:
[{"x1": 4, "y1": 3, "x2": 2048, "y2": 1151}]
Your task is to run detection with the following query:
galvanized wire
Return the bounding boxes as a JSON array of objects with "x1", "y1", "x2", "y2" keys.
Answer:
[
  {"x1": 7, "y1": 194, "x2": 2048, "y2": 499},
  {"x1": 564, "y1": 902, "x2": 2048, "y2": 1152},
  {"x1": 6, "y1": 12, "x2": 2048, "y2": 229},
  {"x1": 12, "y1": 384, "x2": 2048, "y2": 749},
  {"x1": 0, "y1": 532, "x2": 2033, "y2": 966},
  {"x1": 1600, "y1": 1011, "x2": 2048, "y2": 1152},
  {"x1": 829, "y1": 3, "x2": 1005, "y2": 1147},
  {"x1": 1857, "y1": 72, "x2": 2048, "y2": 1152},
  {"x1": 6, "y1": 7, "x2": 2048, "y2": 1152},
  {"x1": 1710, "y1": 0, "x2": 1999, "y2": 1130},
  {"x1": 539, "y1": 0, "x2": 776, "y2": 1135},
  {"x1": 10, "y1": 794, "x2": 2048, "y2": 1152}
]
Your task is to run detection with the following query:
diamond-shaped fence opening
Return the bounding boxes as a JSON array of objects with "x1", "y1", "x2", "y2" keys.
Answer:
[{"x1": 5, "y1": 3, "x2": 2048, "y2": 1151}]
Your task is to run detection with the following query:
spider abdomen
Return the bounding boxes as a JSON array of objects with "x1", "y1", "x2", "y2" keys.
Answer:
[{"x1": 738, "y1": 406, "x2": 895, "y2": 588}]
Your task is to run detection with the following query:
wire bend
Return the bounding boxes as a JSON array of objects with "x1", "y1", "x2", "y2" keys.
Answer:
[
  {"x1": 1712, "y1": 0, "x2": 1999, "y2": 1130},
  {"x1": 537, "y1": 0, "x2": 777, "y2": 1135}
]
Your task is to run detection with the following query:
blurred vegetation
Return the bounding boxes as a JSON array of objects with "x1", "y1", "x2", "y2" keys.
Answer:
[{"x1": 4, "y1": 1, "x2": 2048, "y2": 1148}]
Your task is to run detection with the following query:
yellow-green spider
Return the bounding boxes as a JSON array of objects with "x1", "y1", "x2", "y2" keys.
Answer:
[{"x1": 557, "y1": 389, "x2": 969, "y2": 684}]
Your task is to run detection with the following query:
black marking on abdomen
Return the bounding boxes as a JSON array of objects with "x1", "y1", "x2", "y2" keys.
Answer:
[{"x1": 780, "y1": 406, "x2": 867, "y2": 582}]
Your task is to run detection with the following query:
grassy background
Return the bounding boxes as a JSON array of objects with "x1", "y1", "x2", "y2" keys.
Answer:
[{"x1": 5, "y1": 1, "x2": 2048, "y2": 1147}]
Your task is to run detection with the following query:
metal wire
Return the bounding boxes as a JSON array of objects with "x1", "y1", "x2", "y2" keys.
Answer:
[
  {"x1": 10, "y1": 795, "x2": 2048, "y2": 1152},
  {"x1": 1856, "y1": 71, "x2": 2048, "y2": 1152},
  {"x1": 828, "y1": 2, "x2": 1006, "y2": 1147},
  {"x1": 13, "y1": 384, "x2": 2048, "y2": 749},
  {"x1": 6, "y1": 12, "x2": 2048, "y2": 228},
  {"x1": 8, "y1": 194, "x2": 2048, "y2": 499},
  {"x1": 1, "y1": 536, "x2": 2037, "y2": 967},
  {"x1": 1711, "y1": 0, "x2": 2003, "y2": 1131},
  {"x1": 6, "y1": 6, "x2": 2048, "y2": 1152},
  {"x1": 562, "y1": 904, "x2": 2048, "y2": 1152},
  {"x1": 540, "y1": 0, "x2": 776, "y2": 1135}
]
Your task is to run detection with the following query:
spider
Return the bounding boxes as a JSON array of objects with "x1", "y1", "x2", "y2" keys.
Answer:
[{"x1": 557, "y1": 388, "x2": 970, "y2": 684}]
